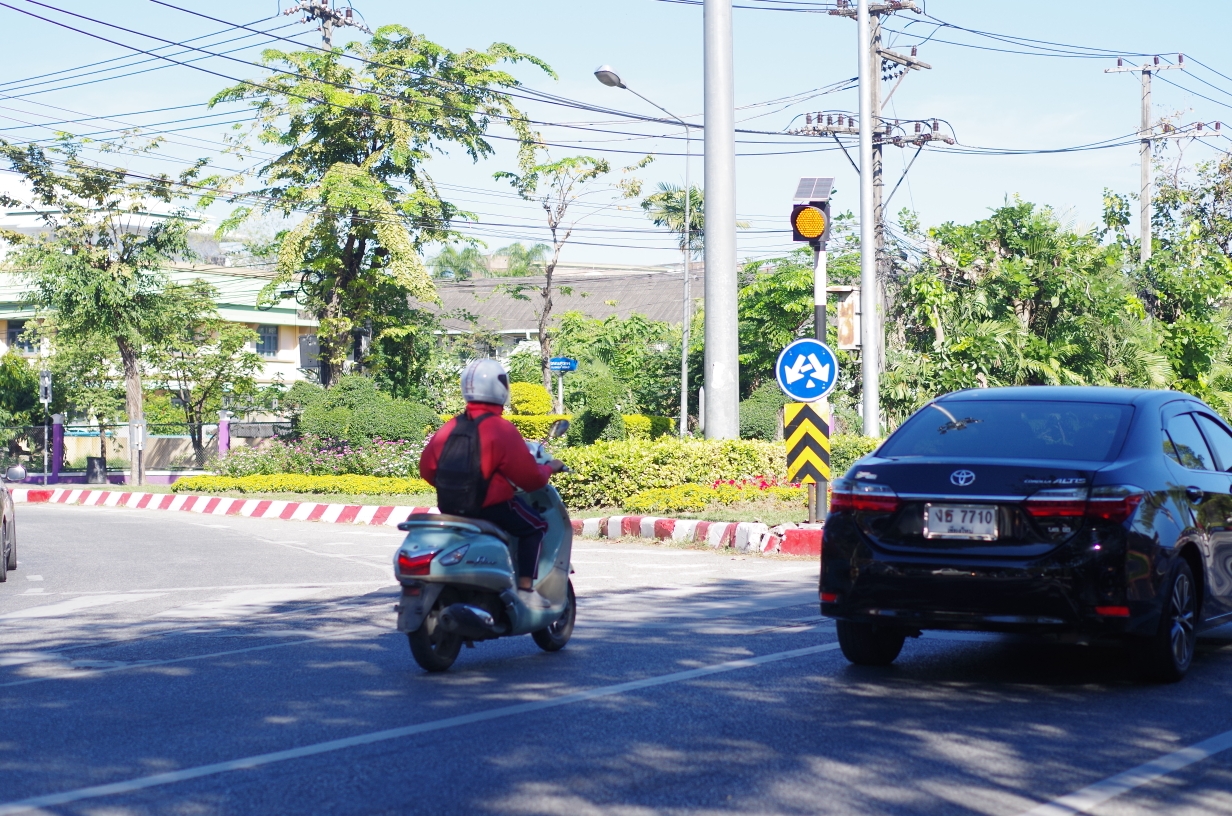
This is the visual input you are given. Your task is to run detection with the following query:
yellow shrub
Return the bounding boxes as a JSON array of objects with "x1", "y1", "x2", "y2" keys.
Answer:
[
  {"x1": 507, "y1": 414, "x2": 571, "y2": 440},
  {"x1": 622, "y1": 482, "x2": 806, "y2": 515},
  {"x1": 172, "y1": 474, "x2": 433, "y2": 496},
  {"x1": 509, "y1": 382, "x2": 554, "y2": 415}
]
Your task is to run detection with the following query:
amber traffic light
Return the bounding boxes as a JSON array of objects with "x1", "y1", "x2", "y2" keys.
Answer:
[{"x1": 791, "y1": 201, "x2": 831, "y2": 245}]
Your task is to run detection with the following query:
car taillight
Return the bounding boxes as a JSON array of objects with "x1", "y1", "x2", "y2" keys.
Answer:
[
  {"x1": 1023, "y1": 488, "x2": 1088, "y2": 518},
  {"x1": 397, "y1": 550, "x2": 438, "y2": 577},
  {"x1": 830, "y1": 480, "x2": 900, "y2": 514},
  {"x1": 1023, "y1": 485, "x2": 1144, "y2": 526},
  {"x1": 1086, "y1": 485, "x2": 1145, "y2": 524}
]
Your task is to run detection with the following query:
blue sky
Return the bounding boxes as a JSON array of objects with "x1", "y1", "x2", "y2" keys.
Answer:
[{"x1": 2, "y1": 0, "x2": 1230, "y2": 267}]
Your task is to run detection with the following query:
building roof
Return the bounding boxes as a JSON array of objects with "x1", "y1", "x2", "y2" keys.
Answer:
[{"x1": 427, "y1": 265, "x2": 704, "y2": 335}]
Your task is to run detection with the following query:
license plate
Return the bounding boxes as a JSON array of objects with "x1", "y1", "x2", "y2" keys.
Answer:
[{"x1": 923, "y1": 504, "x2": 998, "y2": 541}]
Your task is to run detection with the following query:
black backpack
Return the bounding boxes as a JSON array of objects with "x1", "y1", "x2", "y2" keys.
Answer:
[{"x1": 434, "y1": 412, "x2": 494, "y2": 515}]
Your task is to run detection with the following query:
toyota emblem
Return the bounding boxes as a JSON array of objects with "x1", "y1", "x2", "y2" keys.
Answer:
[{"x1": 950, "y1": 469, "x2": 976, "y2": 487}]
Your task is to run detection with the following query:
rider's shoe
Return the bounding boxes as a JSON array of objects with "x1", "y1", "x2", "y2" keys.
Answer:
[{"x1": 517, "y1": 588, "x2": 554, "y2": 610}]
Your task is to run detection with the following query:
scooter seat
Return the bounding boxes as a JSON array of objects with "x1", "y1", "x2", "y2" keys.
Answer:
[{"x1": 398, "y1": 513, "x2": 515, "y2": 547}]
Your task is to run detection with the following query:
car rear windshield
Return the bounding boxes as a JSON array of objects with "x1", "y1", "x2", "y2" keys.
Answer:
[{"x1": 878, "y1": 400, "x2": 1134, "y2": 462}]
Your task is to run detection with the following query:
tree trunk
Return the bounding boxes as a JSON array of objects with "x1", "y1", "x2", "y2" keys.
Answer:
[
  {"x1": 98, "y1": 420, "x2": 106, "y2": 460},
  {"x1": 539, "y1": 242, "x2": 565, "y2": 398},
  {"x1": 116, "y1": 336, "x2": 144, "y2": 485},
  {"x1": 187, "y1": 403, "x2": 205, "y2": 469}
]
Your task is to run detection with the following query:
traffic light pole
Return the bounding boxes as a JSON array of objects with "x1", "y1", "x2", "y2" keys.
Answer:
[{"x1": 811, "y1": 243, "x2": 828, "y2": 523}]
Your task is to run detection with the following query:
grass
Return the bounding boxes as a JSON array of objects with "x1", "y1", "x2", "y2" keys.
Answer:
[
  {"x1": 566, "y1": 498, "x2": 806, "y2": 526},
  {"x1": 78, "y1": 483, "x2": 439, "y2": 507}
]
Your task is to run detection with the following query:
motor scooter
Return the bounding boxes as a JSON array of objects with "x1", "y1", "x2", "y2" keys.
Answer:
[{"x1": 392, "y1": 419, "x2": 575, "y2": 672}]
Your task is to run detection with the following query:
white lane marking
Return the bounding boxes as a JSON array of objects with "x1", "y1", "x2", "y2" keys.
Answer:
[
  {"x1": 0, "y1": 641, "x2": 841, "y2": 815},
  {"x1": 0, "y1": 594, "x2": 165, "y2": 620},
  {"x1": 20, "y1": 589, "x2": 44, "y2": 595},
  {"x1": 1018, "y1": 727, "x2": 1232, "y2": 816},
  {"x1": 0, "y1": 624, "x2": 388, "y2": 689},
  {"x1": 155, "y1": 588, "x2": 330, "y2": 620},
  {"x1": 25, "y1": 575, "x2": 43, "y2": 581},
  {"x1": 28, "y1": 581, "x2": 387, "y2": 597}
]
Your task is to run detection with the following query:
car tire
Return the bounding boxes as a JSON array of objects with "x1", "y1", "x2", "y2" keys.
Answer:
[
  {"x1": 836, "y1": 620, "x2": 905, "y2": 666},
  {"x1": 0, "y1": 521, "x2": 8, "y2": 583},
  {"x1": 5, "y1": 517, "x2": 15, "y2": 571},
  {"x1": 1133, "y1": 560, "x2": 1197, "y2": 683}
]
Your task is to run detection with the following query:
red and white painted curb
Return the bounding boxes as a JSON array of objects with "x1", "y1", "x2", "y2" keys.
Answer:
[
  {"x1": 12, "y1": 488, "x2": 431, "y2": 528},
  {"x1": 568, "y1": 516, "x2": 822, "y2": 557},
  {"x1": 12, "y1": 488, "x2": 822, "y2": 555}
]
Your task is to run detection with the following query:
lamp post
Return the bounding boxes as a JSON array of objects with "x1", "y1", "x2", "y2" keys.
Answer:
[{"x1": 595, "y1": 66, "x2": 693, "y2": 438}]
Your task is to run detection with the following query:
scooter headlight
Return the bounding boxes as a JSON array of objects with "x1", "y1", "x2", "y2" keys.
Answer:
[{"x1": 437, "y1": 544, "x2": 470, "y2": 566}]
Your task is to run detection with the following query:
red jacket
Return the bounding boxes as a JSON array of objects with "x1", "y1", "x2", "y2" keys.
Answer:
[{"x1": 419, "y1": 403, "x2": 553, "y2": 508}]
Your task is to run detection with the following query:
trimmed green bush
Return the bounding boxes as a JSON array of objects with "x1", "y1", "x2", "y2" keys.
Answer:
[
  {"x1": 299, "y1": 375, "x2": 440, "y2": 444},
  {"x1": 554, "y1": 438, "x2": 785, "y2": 508},
  {"x1": 508, "y1": 414, "x2": 571, "y2": 440},
  {"x1": 509, "y1": 382, "x2": 553, "y2": 415},
  {"x1": 569, "y1": 373, "x2": 626, "y2": 444},
  {"x1": 739, "y1": 381, "x2": 788, "y2": 441},
  {"x1": 172, "y1": 474, "x2": 433, "y2": 495},
  {"x1": 623, "y1": 414, "x2": 675, "y2": 439},
  {"x1": 624, "y1": 482, "x2": 805, "y2": 515},
  {"x1": 831, "y1": 434, "x2": 882, "y2": 477}
]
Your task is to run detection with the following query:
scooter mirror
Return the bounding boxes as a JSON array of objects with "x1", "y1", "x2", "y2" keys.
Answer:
[
  {"x1": 549, "y1": 419, "x2": 570, "y2": 439},
  {"x1": 5, "y1": 464, "x2": 26, "y2": 483}
]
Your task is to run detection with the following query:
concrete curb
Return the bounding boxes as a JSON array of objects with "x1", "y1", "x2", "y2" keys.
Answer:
[{"x1": 11, "y1": 488, "x2": 823, "y2": 555}]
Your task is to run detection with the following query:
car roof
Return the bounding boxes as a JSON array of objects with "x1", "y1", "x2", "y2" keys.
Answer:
[{"x1": 935, "y1": 385, "x2": 1191, "y2": 408}]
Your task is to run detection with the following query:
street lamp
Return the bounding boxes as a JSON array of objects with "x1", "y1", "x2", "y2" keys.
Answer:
[{"x1": 594, "y1": 65, "x2": 693, "y2": 438}]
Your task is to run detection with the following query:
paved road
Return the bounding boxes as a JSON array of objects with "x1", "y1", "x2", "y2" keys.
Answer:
[{"x1": 1, "y1": 504, "x2": 1230, "y2": 815}]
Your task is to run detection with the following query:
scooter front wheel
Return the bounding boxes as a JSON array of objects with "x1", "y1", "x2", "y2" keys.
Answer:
[
  {"x1": 532, "y1": 580, "x2": 575, "y2": 652},
  {"x1": 408, "y1": 614, "x2": 462, "y2": 672}
]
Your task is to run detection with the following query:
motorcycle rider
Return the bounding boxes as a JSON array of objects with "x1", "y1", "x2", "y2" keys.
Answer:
[{"x1": 419, "y1": 359, "x2": 565, "y2": 605}]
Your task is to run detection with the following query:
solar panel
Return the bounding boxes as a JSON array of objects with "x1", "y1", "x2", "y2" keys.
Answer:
[{"x1": 793, "y1": 177, "x2": 833, "y2": 203}]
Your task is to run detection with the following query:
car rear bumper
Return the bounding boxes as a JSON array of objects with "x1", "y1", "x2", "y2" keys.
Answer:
[{"x1": 820, "y1": 522, "x2": 1163, "y2": 637}]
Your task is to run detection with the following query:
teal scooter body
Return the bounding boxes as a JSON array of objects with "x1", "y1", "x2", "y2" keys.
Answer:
[{"x1": 393, "y1": 431, "x2": 575, "y2": 672}]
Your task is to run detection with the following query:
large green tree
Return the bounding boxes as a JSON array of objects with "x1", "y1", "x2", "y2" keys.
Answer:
[
  {"x1": 0, "y1": 141, "x2": 194, "y2": 482},
  {"x1": 211, "y1": 26, "x2": 552, "y2": 387}
]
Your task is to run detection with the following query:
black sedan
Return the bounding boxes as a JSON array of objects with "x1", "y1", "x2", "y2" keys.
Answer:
[{"x1": 821, "y1": 386, "x2": 1232, "y2": 681}]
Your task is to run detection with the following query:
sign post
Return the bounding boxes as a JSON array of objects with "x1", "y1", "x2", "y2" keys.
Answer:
[
  {"x1": 38, "y1": 369, "x2": 51, "y2": 486},
  {"x1": 775, "y1": 337, "x2": 838, "y2": 522},
  {"x1": 548, "y1": 357, "x2": 578, "y2": 414}
]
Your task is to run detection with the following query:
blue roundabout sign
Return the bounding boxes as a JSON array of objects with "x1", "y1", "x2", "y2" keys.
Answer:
[{"x1": 775, "y1": 338, "x2": 839, "y2": 402}]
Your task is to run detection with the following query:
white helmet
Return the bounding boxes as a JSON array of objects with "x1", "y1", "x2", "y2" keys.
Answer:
[{"x1": 461, "y1": 358, "x2": 510, "y2": 406}]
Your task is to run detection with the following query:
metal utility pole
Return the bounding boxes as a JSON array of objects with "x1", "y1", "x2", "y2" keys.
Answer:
[
  {"x1": 703, "y1": 0, "x2": 740, "y2": 440},
  {"x1": 1106, "y1": 56, "x2": 1183, "y2": 263},
  {"x1": 283, "y1": 0, "x2": 372, "y2": 48}
]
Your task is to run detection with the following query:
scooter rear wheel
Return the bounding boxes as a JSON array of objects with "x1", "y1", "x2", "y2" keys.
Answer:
[
  {"x1": 532, "y1": 580, "x2": 575, "y2": 652},
  {"x1": 408, "y1": 610, "x2": 462, "y2": 672}
]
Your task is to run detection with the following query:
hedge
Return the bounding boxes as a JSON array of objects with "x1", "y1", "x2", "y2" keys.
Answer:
[
  {"x1": 624, "y1": 415, "x2": 675, "y2": 439},
  {"x1": 624, "y1": 482, "x2": 805, "y2": 515},
  {"x1": 172, "y1": 474, "x2": 433, "y2": 495},
  {"x1": 509, "y1": 382, "x2": 553, "y2": 415},
  {"x1": 831, "y1": 435, "x2": 882, "y2": 476},
  {"x1": 553, "y1": 438, "x2": 785, "y2": 508},
  {"x1": 508, "y1": 414, "x2": 571, "y2": 440}
]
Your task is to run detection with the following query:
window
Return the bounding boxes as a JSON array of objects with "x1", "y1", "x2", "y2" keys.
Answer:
[
  {"x1": 6, "y1": 320, "x2": 33, "y2": 354},
  {"x1": 256, "y1": 325, "x2": 279, "y2": 357},
  {"x1": 879, "y1": 400, "x2": 1133, "y2": 462},
  {"x1": 1194, "y1": 414, "x2": 1232, "y2": 472},
  {"x1": 1164, "y1": 414, "x2": 1215, "y2": 471}
]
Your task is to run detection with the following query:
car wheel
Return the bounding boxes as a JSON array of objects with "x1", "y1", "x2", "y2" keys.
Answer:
[
  {"x1": 1134, "y1": 560, "x2": 1197, "y2": 683},
  {"x1": 5, "y1": 516, "x2": 15, "y2": 571},
  {"x1": 0, "y1": 521, "x2": 8, "y2": 583},
  {"x1": 836, "y1": 620, "x2": 906, "y2": 666}
]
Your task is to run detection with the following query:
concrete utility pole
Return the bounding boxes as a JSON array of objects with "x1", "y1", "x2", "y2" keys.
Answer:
[
  {"x1": 703, "y1": 0, "x2": 740, "y2": 439},
  {"x1": 1105, "y1": 56, "x2": 1183, "y2": 264},
  {"x1": 856, "y1": 0, "x2": 878, "y2": 437},
  {"x1": 283, "y1": 0, "x2": 372, "y2": 48},
  {"x1": 832, "y1": 0, "x2": 928, "y2": 437}
]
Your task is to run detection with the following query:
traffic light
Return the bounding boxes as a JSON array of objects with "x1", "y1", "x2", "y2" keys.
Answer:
[
  {"x1": 791, "y1": 202, "x2": 831, "y2": 245},
  {"x1": 790, "y1": 176, "x2": 834, "y2": 249},
  {"x1": 38, "y1": 369, "x2": 51, "y2": 405}
]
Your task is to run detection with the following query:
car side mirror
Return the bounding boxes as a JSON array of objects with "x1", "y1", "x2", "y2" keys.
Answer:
[
  {"x1": 549, "y1": 419, "x2": 570, "y2": 439},
  {"x1": 5, "y1": 465, "x2": 26, "y2": 483}
]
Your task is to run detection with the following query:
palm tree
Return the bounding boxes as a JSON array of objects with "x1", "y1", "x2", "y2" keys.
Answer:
[
  {"x1": 491, "y1": 242, "x2": 550, "y2": 276},
  {"x1": 641, "y1": 183, "x2": 705, "y2": 256},
  {"x1": 431, "y1": 245, "x2": 487, "y2": 281}
]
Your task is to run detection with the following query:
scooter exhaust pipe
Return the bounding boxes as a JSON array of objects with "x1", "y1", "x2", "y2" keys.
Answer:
[{"x1": 439, "y1": 604, "x2": 505, "y2": 640}]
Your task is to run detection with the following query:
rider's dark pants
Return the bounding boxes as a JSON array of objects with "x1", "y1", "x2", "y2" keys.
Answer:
[{"x1": 468, "y1": 497, "x2": 548, "y2": 582}]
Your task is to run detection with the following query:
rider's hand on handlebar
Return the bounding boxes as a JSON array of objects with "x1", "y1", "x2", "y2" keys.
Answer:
[{"x1": 547, "y1": 458, "x2": 567, "y2": 474}]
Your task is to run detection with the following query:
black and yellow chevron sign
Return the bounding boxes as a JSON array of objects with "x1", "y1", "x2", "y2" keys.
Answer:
[{"x1": 785, "y1": 402, "x2": 831, "y2": 484}]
